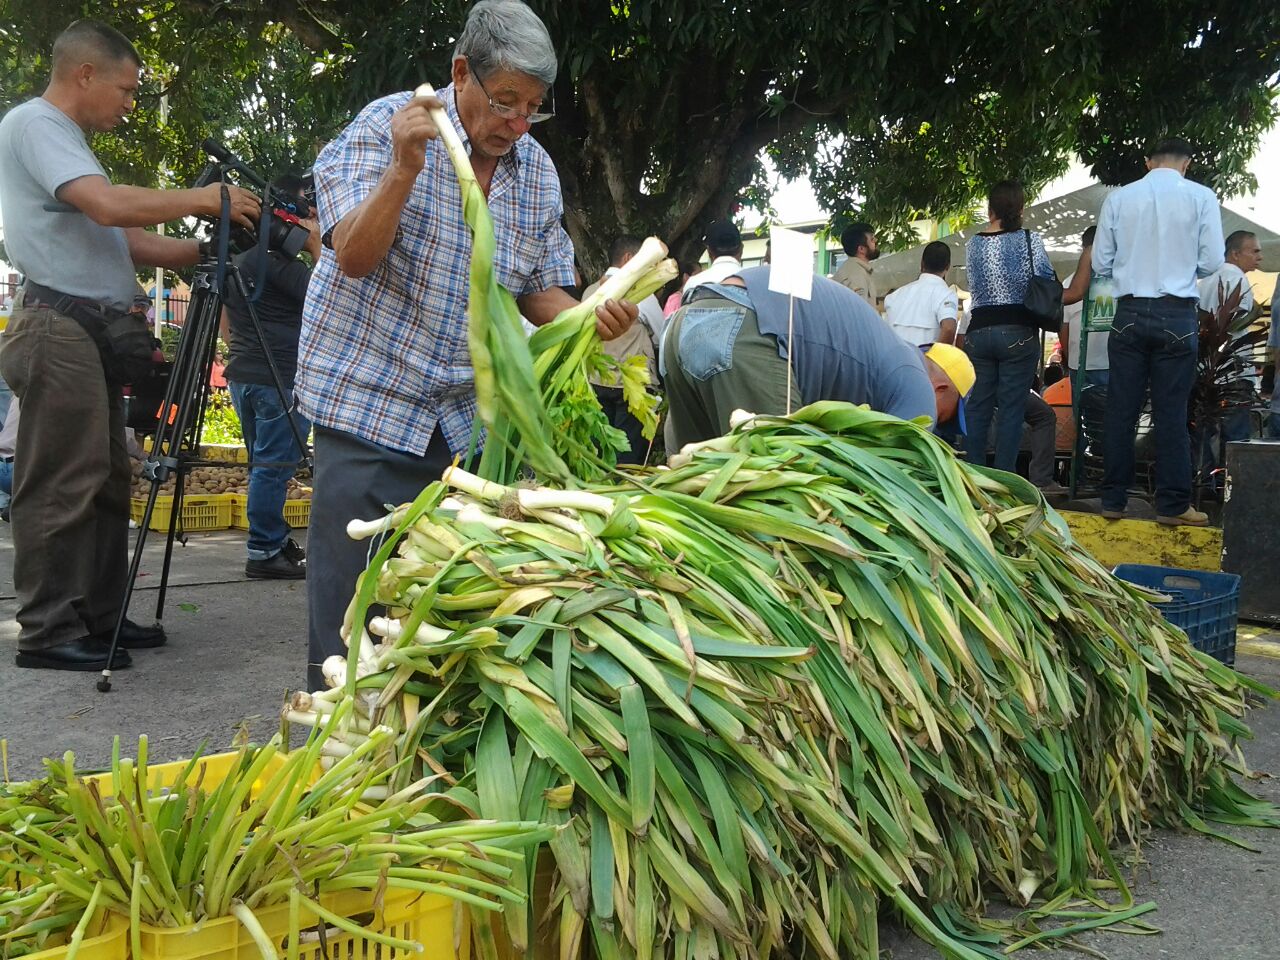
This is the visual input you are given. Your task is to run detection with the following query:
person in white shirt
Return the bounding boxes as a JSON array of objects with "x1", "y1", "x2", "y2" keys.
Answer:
[
  {"x1": 1196, "y1": 230, "x2": 1264, "y2": 475},
  {"x1": 682, "y1": 220, "x2": 744, "y2": 300},
  {"x1": 1198, "y1": 230, "x2": 1260, "y2": 317},
  {"x1": 1092, "y1": 136, "x2": 1224, "y2": 527},
  {"x1": 582, "y1": 235, "x2": 666, "y2": 464},
  {"x1": 883, "y1": 241, "x2": 959, "y2": 346}
]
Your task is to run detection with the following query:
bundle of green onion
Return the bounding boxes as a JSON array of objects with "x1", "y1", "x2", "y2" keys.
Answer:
[
  {"x1": 414, "y1": 83, "x2": 675, "y2": 487},
  {"x1": 316, "y1": 403, "x2": 1276, "y2": 960},
  {"x1": 0, "y1": 707, "x2": 549, "y2": 960}
]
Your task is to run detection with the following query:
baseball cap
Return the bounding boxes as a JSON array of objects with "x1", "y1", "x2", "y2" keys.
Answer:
[
  {"x1": 704, "y1": 220, "x2": 742, "y2": 250},
  {"x1": 922, "y1": 342, "x2": 975, "y2": 433}
]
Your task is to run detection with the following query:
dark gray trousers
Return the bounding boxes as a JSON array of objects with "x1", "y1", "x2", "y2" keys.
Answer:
[
  {"x1": 0, "y1": 299, "x2": 131, "y2": 651},
  {"x1": 1024, "y1": 391, "x2": 1058, "y2": 487},
  {"x1": 306, "y1": 424, "x2": 453, "y2": 690}
]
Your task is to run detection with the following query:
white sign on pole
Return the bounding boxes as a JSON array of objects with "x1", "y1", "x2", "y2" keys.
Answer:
[{"x1": 766, "y1": 226, "x2": 815, "y2": 301}]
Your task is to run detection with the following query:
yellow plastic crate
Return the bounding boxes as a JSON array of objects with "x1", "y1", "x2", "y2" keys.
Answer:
[
  {"x1": 229, "y1": 493, "x2": 247, "y2": 530},
  {"x1": 229, "y1": 493, "x2": 311, "y2": 530},
  {"x1": 135, "y1": 887, "x2": 463, "y2": 960},
  {"x1": 20, "y1": 913, "x2": 126, "y2": 960},
  {"x1": 283, "y1": 497, "x2": 311, "y2": 529},
  {"x1": 130, "y1": 494, "x2": 235, "y2": 533},
  {"x1": 200, "y1": 443, "x2": 249, "y2": 464},
  {"x1": 81, "y1": 754, "x2": 464, "y2": 960},
  {"x1": 82, "y1": 751, "x2": 289, "y2": 799}
]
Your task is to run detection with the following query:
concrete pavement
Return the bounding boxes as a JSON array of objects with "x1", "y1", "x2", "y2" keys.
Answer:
[{"x1": 0, "y1": 523, "x2": 1276, "y2": 958}]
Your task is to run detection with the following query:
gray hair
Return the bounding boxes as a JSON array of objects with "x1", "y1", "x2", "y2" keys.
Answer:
[{"x1": 454, "y1": 1, "x2": 558, "y2": 87}]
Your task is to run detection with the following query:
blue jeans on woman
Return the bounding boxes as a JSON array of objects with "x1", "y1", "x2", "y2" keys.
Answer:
[
  {"x1": 229, "y1": 381, "x2": 310, "y2": 560},
  {"x1": 1101, "y1": 297, "x2": 1197, "y2": 516},
  {"x1": 963, "y1": 324, "x2": 1040, "y2": 472}
]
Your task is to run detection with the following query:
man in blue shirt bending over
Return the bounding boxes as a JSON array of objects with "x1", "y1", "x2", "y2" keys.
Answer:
[{"x1": 1092, "y1": 137, "x2": 1224, "y2": 526}]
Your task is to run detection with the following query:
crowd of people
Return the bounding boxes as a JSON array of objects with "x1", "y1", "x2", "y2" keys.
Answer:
[{"x1": 0, "y1": 4, "x2": 1272, "y2": 676}]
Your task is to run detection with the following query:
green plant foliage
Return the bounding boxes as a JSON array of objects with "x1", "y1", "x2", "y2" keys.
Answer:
[
  {"x1": 200, "y1": 389, "x2": 242, "y2": 444},
  {"x1": 2, "y1": 1, "x2": 1276, "y2": 267}
]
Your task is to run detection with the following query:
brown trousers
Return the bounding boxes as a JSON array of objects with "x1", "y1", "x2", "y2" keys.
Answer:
[{"x1": 0, "y1": 297, "x2": 131, "y2": 651}]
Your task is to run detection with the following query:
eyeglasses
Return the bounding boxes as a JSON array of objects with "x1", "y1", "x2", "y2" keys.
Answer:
[{"x1": 469, "y1": 59, "x2": 554, "y2": 124}]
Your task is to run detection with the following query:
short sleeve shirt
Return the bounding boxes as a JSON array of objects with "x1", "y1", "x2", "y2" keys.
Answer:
[
  {"x1": 296, "y1": 85, "x2": 577, "y2": 455},
  {"x1": 1198, "y1": 263, "x2": 1254, "y2": 316},
  {"x1": 740, "y1": 267, "x2": 936, "y2": 423},
  {"x1": 882, "y1": 273, "x2": 959, "y2": 346},
  {"x1": 0, "y1": 98, "x2": 138, "y2": 308}
]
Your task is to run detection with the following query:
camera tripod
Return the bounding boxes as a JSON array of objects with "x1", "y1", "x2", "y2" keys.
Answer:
[{"x1": 98, "y1": 244, "x2": 311, "y2": 692}]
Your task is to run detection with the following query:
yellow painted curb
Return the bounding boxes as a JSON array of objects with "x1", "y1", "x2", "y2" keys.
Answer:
[
  {"x1": 1238, "y1": 640, "x2": 1280, "y2": 660},
  {"x1": 1061, "y1": 512, "x2": 1222, "y2": 573}
]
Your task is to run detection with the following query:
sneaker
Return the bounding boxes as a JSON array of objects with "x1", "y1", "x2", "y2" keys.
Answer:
[
  {"x1": 281, "y1": 538, "x2": 306, "y2": 564},
  {"x1": 1101, "y1": 508, "x2": 1125, "y2": 520},
  {"x1": 1156, "y1": 507, "x2": 1210, "y2": 527},
  {"x1": 1035, "y1": 482, "x2": 1069, "y2": 497},
  {"x1": 246, "y1": 550, "x2": 306, "y2": 580}
]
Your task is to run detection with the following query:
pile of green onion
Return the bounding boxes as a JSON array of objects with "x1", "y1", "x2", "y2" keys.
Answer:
[
  {"x1": 312, "y1": 405, "x2": 1275, "y2": 960},
  {"x1": 291, "y1": 89, "x2": 1280, "y2": 960},
  {"x1": 0, "y1": 706, "x2": 549, "y2": 960}
]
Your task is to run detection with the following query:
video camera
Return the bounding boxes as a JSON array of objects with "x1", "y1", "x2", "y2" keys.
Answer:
[{"x1": 193, "y1": 139, "x2": 313, "y2": 259}]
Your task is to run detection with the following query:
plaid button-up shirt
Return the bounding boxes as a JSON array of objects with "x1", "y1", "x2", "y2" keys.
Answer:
[{"x1": 297, "y1": 85, "x2": 576, "y2": 455}]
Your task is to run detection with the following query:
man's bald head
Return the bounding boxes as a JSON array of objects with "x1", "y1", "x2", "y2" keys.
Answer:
[{"x1": 52, "y1": 20, "x2": 141, "y2": 78}]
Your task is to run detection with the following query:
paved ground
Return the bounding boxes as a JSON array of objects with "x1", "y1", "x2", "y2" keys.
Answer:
[
  {"x1": 0, "y1": 524, "x2": 1276, "y2": 957},
  {"x1": 0, "y1": 527, "x2": 308, "y2": 775},
  {"x1": 883, "y1": 651, "x2": 1280, "y2": 959}
]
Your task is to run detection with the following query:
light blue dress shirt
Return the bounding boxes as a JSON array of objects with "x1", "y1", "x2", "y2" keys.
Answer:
[{"x1": 1091, "y1": 168, "x2": 1224, "y2": 300}]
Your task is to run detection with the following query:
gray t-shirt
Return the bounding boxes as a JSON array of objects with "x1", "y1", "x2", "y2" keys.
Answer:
[
  {"x1": 740, "y1": 266, "x2": 936, "y2": 423},
  {"x1": 0, "y1": 98, "x2": 138, "y2": 309}
]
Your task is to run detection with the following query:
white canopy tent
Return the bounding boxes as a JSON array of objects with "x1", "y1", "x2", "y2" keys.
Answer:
[{"x1": 872, "y1": 183, "x2": 1280, "y2": 296}]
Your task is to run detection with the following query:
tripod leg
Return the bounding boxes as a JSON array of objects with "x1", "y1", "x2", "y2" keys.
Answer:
[
  {"x1": 97, "y1": 260, "x2": 226, "y2": 692},
  {"x1": 99, "y1": 476, "x2": 164, "y2": 692},
  {"x1": 156, "y1": 462, "x2": 186, "y2": 621}
]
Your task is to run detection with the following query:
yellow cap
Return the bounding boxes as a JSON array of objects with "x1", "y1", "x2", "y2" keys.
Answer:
[{"x1": 924, "y1": 342, "x2": 975, "y2": 397}]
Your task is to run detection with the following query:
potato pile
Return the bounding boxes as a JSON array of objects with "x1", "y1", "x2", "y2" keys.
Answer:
[{"x1": 128, "y1": 463, "x2": 312, "y2": 500}]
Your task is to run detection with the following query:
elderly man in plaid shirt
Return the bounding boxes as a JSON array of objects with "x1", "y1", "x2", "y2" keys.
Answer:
[{"x1": 297, "y1": 0, "x2": 638, "y2": 688}]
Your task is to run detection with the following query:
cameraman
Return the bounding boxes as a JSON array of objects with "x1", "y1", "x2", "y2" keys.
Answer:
[
  {"x1": 0, "y1": 20, "x2": 260, "y2": 671},
  {"x1": 222, "y1": 175, "x2": 319, "y2": 580}
]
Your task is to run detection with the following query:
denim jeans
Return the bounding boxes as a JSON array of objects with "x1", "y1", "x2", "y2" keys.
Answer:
[
  {"x1": 229, "y1": 381, "x2": 310, "y2": 560},
  {"x1": 0, "y1": 459, "x2": 11, "y2": 510},
  {"x1": 963, "y1": 324, "x2": 1040, "y2": 471},
  {"x1": 1069, "y1": 367, "x2": 1110, "y2": 390},
  {"x1": 1102, "y1": 297, "x2": 1197, "y2": 516}
]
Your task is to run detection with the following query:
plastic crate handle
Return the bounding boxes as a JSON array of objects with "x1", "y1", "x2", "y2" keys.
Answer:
[{"x1": 1161, "y1": 575, "x2": 1203, "y2": 591}]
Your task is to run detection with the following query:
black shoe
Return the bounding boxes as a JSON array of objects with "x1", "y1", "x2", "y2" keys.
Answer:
[
  {"x1": 15, "y1": 637, "x2": 133, "y2": 671},
  {"x1": 281, "y1": 538, "x2": 306, "y2": 564},
  {"x1": 246, "y1": 550, "x2": 306, "y2": 580},
  {"x1": 93, "y1": 618, "x2": 168, "y2": 649}
]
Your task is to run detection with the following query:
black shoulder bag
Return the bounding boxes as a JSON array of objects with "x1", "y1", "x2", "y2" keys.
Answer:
[{"x1": 1021, "y1": 229, "x2": 1063, "y2": 333}]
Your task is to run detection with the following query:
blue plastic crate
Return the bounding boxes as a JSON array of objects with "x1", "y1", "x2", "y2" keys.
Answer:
[{"x1": 1112, "y1": 564, "x2": 1240, "y2": 665}]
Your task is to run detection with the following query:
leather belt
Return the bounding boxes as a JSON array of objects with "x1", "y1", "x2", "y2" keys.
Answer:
[{"x1": 21, "y1": 281, "x2": 118, "y2": 319}]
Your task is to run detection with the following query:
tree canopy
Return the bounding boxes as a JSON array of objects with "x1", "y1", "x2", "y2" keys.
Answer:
[{"x1": 2, "y1": 0, "x2": 1277, "y2": 273}]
